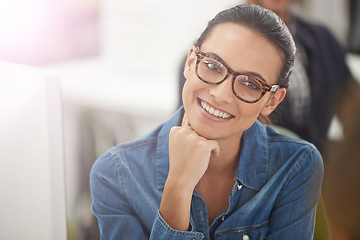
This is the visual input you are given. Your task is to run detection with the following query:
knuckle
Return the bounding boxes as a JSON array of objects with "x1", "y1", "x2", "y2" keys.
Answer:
[
  {"x1": 188, "y1": 133, "x2": 199, "y2": 142},
  {"x1": 197, "y1": 140, "x2": 209, "y2": 150},
  {"x1": 169, "y1": 126, "x2": 180, "y2": 135}
]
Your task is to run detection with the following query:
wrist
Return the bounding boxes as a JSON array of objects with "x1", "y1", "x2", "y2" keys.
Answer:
[{"x1": 165, "y1": 173, "x2": 197, "y2": 194}]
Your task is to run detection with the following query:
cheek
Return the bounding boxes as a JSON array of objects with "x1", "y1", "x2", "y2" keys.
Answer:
[
  {"x1": 232, "y1": 105, "x2": 263, "y2": 134},
  {"x1": 236, "y1": 99, "x2": 267, "y2": 122},
  {"x1": 182, "y1": 77, "x2": 206, "y2": 105},
  {"x1": 181, "y1": 79, "x2": 193, "y2": 107}
]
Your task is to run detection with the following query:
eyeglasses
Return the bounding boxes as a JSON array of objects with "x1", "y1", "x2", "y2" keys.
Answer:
[{"x1": 195, "y1": 47, "x2": 280, "y2": 103}]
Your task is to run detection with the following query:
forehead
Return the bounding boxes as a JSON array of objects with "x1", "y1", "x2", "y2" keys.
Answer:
[{"x1": 200, "y1": 22, "x2": 283, "y2": 84}]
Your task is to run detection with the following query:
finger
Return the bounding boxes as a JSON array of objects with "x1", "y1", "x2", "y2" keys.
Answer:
[
  {"x1": 183, "y1": 118, "x2": 192, "y2": 128},
  {"x1": 210, "y1": 141, "x2": 220, "y2": 157},
  {"x1": 184, "y1": 118, "x2": 189, "y2": 126}
]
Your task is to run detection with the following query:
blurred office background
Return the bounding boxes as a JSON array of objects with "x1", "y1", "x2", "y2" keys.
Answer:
[{"x1": 0, "y1": 0, "x2": 360, "y2": 239}]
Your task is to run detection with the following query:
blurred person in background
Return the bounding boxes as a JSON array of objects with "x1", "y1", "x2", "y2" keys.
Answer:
[
  {"x1": 243, "y1": 0, "x2": 359, "y2": 152},
  {"x1": 322, "y1": 82, "x2": 360, "y2": 240}
]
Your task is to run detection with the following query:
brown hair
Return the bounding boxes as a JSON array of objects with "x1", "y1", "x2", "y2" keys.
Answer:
[{"x1": 195, "y1": 4, "x2": 296, "y2": 88}]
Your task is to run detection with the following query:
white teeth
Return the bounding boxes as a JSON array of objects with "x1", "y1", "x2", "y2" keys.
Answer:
[
  {"x1": 200, "y1": 100, "x2": 232, "y2": 119},
  {"x1": 209, "y1": 107, "x2": 214, "y2": 114}
]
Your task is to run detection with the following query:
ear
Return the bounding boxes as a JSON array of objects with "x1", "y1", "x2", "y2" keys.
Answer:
[
  {"x1": 260, "y1": 88, "x2": 287, "y2": 116},
  {"x1": 183, "y1": 46, "x2": 197, "y2": 80}
]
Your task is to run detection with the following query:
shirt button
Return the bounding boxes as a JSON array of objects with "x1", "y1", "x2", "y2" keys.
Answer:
[
  {"x1": 238, "y1": 184, "x2": 243, "y2": 190},
  {"x1": 242, "y1": 234, "x2": 249, "y2": 240},
  {"x1": 221, "y1": 215, "x2": 225, "y2": 221}
]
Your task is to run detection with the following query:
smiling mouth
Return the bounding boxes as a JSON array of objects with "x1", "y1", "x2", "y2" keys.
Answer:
[{"x1": 199, "y1": 99, "x2": 234, "y2": 119}]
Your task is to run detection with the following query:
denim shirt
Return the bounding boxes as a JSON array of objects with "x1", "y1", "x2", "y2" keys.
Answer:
[{"x1": 90, "y1": 107, "x2": 323, "y2": 240}]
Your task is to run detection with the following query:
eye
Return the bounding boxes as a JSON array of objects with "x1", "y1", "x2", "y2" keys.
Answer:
[
  {"x1": 239, "y1": 76, "x2": 261, "y2": 91},
  {"x1": 203, "y1": 59, "x2": 223, "y2": 74}
]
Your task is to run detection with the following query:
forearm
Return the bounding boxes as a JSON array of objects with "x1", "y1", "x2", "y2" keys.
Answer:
[
  {"x1": 159, "y1": 176, "x2": 194, "y2": 231},
  {"x1": 162, "y1": 121, "x2": 219, "y2": 231}
]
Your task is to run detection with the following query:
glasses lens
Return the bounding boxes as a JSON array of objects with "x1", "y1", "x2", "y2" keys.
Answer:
[
  {"x1": 233, "y1": 75, "x2": 263, "y2": 102},
  {"x1": 197, "y1": 57, "x2": 227, "y2": 83}
]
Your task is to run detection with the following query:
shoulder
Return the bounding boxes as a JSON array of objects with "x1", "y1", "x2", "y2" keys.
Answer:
[
  {"x1": 245, "y1": 121, "x2": 320, "y2": 159},
  {"x1": 264, "y1": 124, "x2": 323, "y2": 178},
  {"x1": 293, "y1": 15, "x2": 344, "y2": 49},
  {"x1": 90, "y1": 125, "x2": 162, "y2": 182},
  {"x1": 109, "y1": 134, "x2": 159, "y2": 158},
  {"x1": 293, "y1": 15, "x2": 332, "y2": 36},
  {"x1": 239, "y1": 121, "x2": 323, "y2": 192},
  {"x1": 265, "y1": 124, "x2": 321, "y2": 158}
]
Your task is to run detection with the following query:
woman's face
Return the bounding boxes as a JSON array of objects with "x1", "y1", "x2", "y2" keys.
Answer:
[{"x1": 182, "y1": 22, "x2": 285, "y2": 141}]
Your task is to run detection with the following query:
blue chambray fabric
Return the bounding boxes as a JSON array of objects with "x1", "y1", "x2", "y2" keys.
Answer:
[{"x1": 90, "y1": 107, "x2": 323, "y2": 240}]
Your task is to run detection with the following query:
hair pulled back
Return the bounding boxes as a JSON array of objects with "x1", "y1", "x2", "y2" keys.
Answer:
[{"x1": 195, "y1": 4, "x2": 296, "y2": 88}]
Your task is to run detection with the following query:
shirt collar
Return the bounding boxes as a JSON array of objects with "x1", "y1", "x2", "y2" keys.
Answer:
[
  {"x1": 156, "y1": 107, "x2": 268, "y2": 191},
  {"x1": 236, "y1": 120, "x2": 268, "y2": 191}
]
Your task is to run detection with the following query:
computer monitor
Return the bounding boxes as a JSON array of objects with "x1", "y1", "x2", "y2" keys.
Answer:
[{"x1": 0, "y1": 61, "x2": 67, "y2": 240}]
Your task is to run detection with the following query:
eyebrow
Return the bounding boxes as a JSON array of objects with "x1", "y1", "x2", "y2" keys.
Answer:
[
  {"x1": 205, "y1": 51, "x2": 268, "y2": 83},
  {"x1": 244, "y1": 71, "x2": 267, "y2": 83}
]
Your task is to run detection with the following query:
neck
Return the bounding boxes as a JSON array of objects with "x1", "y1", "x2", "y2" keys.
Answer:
[{"x1": 206, "y1": 134, "x2": 242, "y2": 177}]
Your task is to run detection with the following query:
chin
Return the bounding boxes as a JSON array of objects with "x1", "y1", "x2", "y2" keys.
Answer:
[{"x1": 191, "y1": 123, "x2": 220, "y2": 140}]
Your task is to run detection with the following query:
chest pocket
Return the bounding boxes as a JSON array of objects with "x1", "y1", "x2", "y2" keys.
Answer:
[{"x1": 215, "y1": 222, "x2": 269, "y2": 240}]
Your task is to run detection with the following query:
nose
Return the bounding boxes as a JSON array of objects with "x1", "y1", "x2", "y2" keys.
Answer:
[{"x1": 209, "y1": 75, "x2": 235, "y2": 103}]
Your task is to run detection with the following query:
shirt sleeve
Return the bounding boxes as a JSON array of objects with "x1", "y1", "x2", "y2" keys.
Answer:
[
  {"x1": 266, "y1": 147, "x2": 324, "y2": 239},
  {"x1": 90, "y1": 151, "x2": 204, "y2": 240},
  {"x1": 90, "y1": 151, "x2": 149, "y2": 239},
  {"x1": 150, "y1": 211, "x2": 204, "y2": 240}
]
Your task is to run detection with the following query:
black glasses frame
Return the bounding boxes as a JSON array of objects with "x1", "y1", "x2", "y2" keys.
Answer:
[{"x1": 195, "y1": 47, "x2": 279, "y2": 103}]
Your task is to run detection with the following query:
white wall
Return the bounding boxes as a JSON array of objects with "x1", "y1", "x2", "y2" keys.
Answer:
[
  {"x1": 295, "y1": 0, "x2": 350, "y2": 46},
  {"x1": 99, "y1": 0, "x2": 240, "y2": 111}
]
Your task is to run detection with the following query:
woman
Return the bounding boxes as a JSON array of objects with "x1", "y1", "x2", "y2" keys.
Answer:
[{"x1": 90, "y1": 4, "x2": 323, "y2": 239}]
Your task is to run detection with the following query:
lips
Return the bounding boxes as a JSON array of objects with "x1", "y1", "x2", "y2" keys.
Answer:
[{"x1": 199, "y1": 99, "x2": 234, "y2": 119}]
